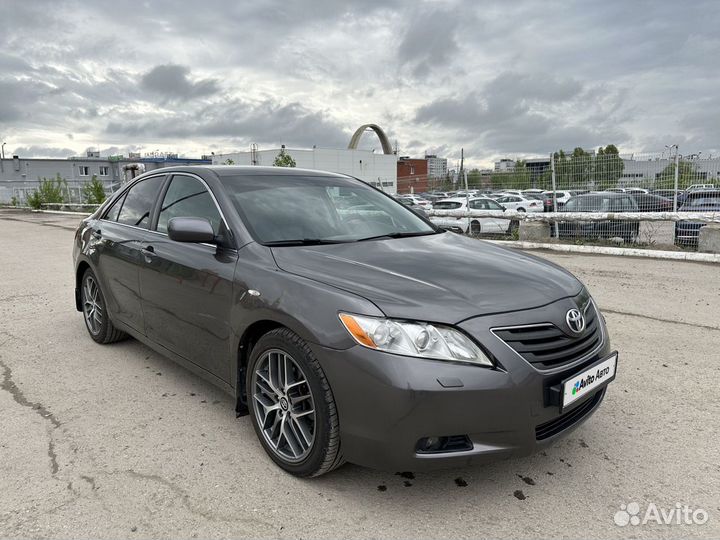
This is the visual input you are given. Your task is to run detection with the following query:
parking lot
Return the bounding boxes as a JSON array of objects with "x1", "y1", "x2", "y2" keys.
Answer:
[{"x1": 1, "y1": 209, "x2": 718, "y2": 539}]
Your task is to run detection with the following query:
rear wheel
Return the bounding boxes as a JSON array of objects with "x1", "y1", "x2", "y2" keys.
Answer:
[
  {"x1": 80, "y1": 269, "x2": 127, "y2": 344},
  {"x1": 247, "y1": 328, "x2": 343, "y2": 477}
]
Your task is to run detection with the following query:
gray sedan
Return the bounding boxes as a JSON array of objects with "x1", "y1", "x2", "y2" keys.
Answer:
[{"x1": 73, "y1": 166, "x2": 616, "y2": 476}]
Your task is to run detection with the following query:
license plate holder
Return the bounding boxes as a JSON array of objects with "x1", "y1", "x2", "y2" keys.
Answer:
[{"x1": 559, "y1": 352, "x2": 618, "y2": 412}]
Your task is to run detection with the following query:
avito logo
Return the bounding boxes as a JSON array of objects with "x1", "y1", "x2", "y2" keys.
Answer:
[{"x1": 572, "y1": 366, "x2": 612, "y2": 396}]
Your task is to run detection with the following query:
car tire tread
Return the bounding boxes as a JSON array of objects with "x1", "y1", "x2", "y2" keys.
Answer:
[{"x1": 249, "y1": 327, "x2": 344, "y2": 477}]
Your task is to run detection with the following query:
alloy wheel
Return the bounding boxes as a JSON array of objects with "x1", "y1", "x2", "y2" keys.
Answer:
[
  {"x1": 83, "y1": 275, "x2": 103, "y2": 335},
  {"x1": 252, "y1": 349, "x2": 316, "y2": 463}
]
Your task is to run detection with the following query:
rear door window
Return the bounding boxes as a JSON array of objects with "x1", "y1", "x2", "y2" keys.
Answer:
[{"x1": 116, "y1": 176, "x2": 165, "y2": 229}]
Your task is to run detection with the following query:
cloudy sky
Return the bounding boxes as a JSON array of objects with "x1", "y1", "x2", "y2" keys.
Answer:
[{"x1": 1, "y1": 0, "x2": 719, "y2": 168}]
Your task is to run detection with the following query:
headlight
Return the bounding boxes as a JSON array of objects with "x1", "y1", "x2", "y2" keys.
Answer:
[{"x1": 339, "y1": 313, "x2": 493, "y2": 366}]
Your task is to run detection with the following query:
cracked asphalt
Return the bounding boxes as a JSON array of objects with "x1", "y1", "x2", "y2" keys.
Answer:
[{"x1": 1, "y1": 209, "x2": 719, "y2": 539}]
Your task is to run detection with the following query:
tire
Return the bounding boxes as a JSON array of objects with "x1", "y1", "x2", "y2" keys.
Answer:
[
  {"x1": 247, "y1": 328, "x2": 344, "y2": 477},
  {"x1": 470, "y1": 220, "x2": 481, "y2": 236},
  {"x1": 508, "y1": 220, "x2": 520, "y2": 234},
  {"x1": 80, "y1": 268, "x2": 127, "y2": 344}
]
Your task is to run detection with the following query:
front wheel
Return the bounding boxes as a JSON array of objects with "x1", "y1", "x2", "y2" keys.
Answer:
[
  {"x1": 247, "y1": 328, "x2": 344, "y2": 477},
  {"x1": 470, "y1": 220, "x2": 481, "y2": 236}
]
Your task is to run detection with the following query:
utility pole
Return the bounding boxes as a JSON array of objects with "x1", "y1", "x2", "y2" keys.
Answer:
[{"x1": 673, "y1": 150, "x2": 680, "y2": 212}]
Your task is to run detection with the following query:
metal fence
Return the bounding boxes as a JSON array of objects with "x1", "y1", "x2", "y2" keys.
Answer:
[{"x1": 423, "y1": 149, "x2": 720, "y2": 251}]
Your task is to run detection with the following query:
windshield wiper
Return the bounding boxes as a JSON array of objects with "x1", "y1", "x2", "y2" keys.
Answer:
[
  {"x1": 263, "y1": 238, "x2": 348, "y2": 246},
  {"x1": 356, "y1": 230, "x2": 442, "y2": 242}
]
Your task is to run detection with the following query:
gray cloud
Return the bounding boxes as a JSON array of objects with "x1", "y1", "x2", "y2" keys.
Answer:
[
  {"x1": 12, "y1": 145, "x2": 77, "y2": 158},
  {"x1": 106, "y1": 98, "x2": 348, "y2": 148},
  {"x1": 1, "y1": 0, "x2": 719, "y2": 165},
  {"x1": 140, "y1": 64, "x2": 220, "y2": 101},
  {"x1": 398, "y1": 7, "x2": 460, "y2": 78}
]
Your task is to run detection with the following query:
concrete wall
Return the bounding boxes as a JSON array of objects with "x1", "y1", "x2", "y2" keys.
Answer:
[{"x1": 213, "y1": 147, "x2": 398, "y2": 193}]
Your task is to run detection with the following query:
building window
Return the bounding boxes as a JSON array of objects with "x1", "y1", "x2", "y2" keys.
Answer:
[
  {"x1": 79, "y1": 166, "x2": 89, "y2": 176},
  {"x1": 99, "y1": 166, "x2": 109, "y2": 176}
]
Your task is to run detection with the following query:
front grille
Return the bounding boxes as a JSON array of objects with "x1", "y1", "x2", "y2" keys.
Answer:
[
  {"x1": 492, "y1": 301, "x2": 602, "y2": 370},
  {"x1": 535, "y1": 390, "x2": 603, "y2": 440}
]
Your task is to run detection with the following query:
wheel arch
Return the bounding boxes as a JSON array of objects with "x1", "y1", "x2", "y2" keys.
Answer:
[
  {"x1": 235, "y1": 319, "x2": 290, "y2": 416},
  {"x1": 74, "y1": 260, "x2": 92, "y2": 311}
]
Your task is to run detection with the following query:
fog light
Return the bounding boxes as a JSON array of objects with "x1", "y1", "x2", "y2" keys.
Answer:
[
  {"x1": 416, "y1": 435, "x2": 473, "y2": 454},
  {"x1": 416, "y1": 436, "x2": 445, "y2": 452}
]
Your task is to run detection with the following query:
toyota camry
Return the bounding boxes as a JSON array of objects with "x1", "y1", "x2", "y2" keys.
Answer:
[{"x1": 73, "y1": 166, "x2": 617, "y2": 477}]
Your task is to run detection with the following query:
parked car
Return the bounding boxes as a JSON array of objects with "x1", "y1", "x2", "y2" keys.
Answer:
[
  {"x1": 623, "y1": 187, "x2": 649, "y2": 194},
  {"x1": 543, "y1": 190, "x2": 575, "y2": 211},
  {"x1": 675, "y1": 189, "x2": 720, "y2": 246},
  {"x1": 397, "y1": 194, "x2": 432, "y2": 210},
  {"x1": 495, "y1": 194, "x2": 543, "y2": 213},
  {"x1": 629, "y1": 193, "x2": 673, "y2": 212},
  {"x1": 395, "y1": 196, "x2": 429, "y2": 217},
  {"x1": 73, "y1": 166, "x2": 615, "y2": 476},
  {"x1": 686, "y1": 184, "x2": 717, "y2": 192},
  {"x1": 430, "y1": 197, "x2": 512, "y2": 234},
  {"x1": 652, "y1": 189, "x2": 684, "y2": 200},
  {"x1": 558, "y1": 192, "x2": 639, "y2": 242}
]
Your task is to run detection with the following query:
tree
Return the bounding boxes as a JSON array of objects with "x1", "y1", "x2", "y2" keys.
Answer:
[
  {"x1": 223, "y1": 158, "x2": 235, "y2": 165},
  {"x1": 273, "y1": 148, "x2": 296, "y2": 167},
  {"x1": 593, "y1": 144, "x2": 624, "y2": 190},
  {"x1": 507, "y1": 160, "x2": 532, "y2": 190},
  {"x1": 657, "y1": 161, "x2": 697, "y2": 190},
  {"x1": 27, "y1": 174, "x2": 67, "y2": 209},
  {"x1": 82, "y1": 175, "x2": 106, "y2": 204},
  {"x1": 467, "y1": 168, "x2": 482, "y2": 188},
  {"x1": 552, "y1": 145, "x2": 623, "y2": 190}
]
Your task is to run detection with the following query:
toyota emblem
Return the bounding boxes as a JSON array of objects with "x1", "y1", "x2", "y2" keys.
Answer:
[{"x1": 565, "y1": 308, "x2": 585, "y2": 334}]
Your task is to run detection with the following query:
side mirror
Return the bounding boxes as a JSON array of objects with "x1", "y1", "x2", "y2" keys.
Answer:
[{"x1": 167, "y1": 217, "x2": 215, "y2": 243}]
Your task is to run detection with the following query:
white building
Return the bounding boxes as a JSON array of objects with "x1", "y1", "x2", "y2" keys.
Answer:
[
  {"x1": 425, "y1": 154, "x2": 448, "y2": 178},
  {"x1": 213, "y1": 147, "x2": 397, "y2": 193},
  {"x1": 494, "y1": 158, "x2": 515, "y2": 172}
]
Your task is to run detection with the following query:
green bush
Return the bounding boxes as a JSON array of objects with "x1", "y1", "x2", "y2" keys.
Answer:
[
  {"x1": 27, "y1": 174, "x2": 67, "y2": 209},
  {"x1": 82, "y1": 175, "x2": 106, "y2": 204}
]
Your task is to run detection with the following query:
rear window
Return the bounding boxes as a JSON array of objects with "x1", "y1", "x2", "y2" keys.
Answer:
[
  {"x1": 434, "y1": 201, "x2": 462, "y2": 210},
  {"x1": 685, "y1": 196, "x2": 720, "y2": 207}
]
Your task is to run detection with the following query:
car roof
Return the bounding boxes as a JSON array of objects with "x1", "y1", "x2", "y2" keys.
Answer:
[
  {"x1": 436, "y1": 196, "x2": 491, "y2": 202},
  {"x1": 139, "y1": 165, "x2": 351, "y2": 179},
  {"x1": 572, "y1": 192, "x2": 631, "y2": 198}
]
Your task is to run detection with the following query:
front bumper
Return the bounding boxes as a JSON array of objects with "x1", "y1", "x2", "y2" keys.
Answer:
[
  {"x1": 310, "y1": 297, "x2": 613, "y2": 471},
  {"x1": 430, "y1": 216, "x2": 468, "y2": 233}
]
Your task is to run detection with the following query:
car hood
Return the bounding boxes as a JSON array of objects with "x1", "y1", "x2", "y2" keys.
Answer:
[{"x1": 270, "y1": 233, "x2": 583, "y2": 323}]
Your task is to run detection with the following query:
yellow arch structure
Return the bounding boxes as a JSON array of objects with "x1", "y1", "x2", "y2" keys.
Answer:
[{"x1": 348, "y1": 124, "x2": 393, "y2": 154}]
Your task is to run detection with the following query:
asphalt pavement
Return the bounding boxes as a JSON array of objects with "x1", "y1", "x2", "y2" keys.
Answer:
[{"x1": 1, "y1": 209, "x2": 718, "y2": 539}]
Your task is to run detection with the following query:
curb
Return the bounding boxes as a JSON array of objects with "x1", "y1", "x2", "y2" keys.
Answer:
[{"x1": 486, "y1": 240, "x2": 720, "y2": 263}]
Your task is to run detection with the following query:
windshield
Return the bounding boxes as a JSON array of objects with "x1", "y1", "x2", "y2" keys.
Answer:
[{"x1": 220, "y1": 175, "x2": 436, "y2": 244}]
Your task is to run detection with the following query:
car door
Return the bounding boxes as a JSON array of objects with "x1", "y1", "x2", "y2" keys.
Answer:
[
  {"x1": 485, "y1": 198, "x2": 510, "y2": 231},
  {"x1": 138, "y1": 173, "x2": 238, "y2": 383},
  {"x1": 92, "y1": 174, "x2": 166, "y2": 333}
]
